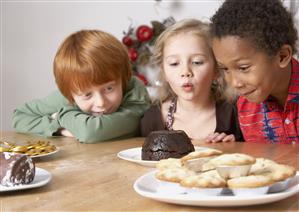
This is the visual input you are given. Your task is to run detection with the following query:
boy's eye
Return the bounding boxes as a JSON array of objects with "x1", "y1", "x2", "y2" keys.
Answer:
[
  {"x1": 239, "y1": 66, "x2": 250, "y2": 72},
  {"x1": 83, "y1": 92, "x2": 92, "y2": 98},
  {"x1": 76, "y1": 91, "x2": 92, "y2": 100},
  {"x1": 105, "y1": 85, "x2": 114, "y2": 92}
]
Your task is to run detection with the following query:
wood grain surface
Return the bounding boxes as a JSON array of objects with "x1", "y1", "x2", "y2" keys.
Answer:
[{"x1": 1, "y1": 131, "x2": 298, "y2": 211}]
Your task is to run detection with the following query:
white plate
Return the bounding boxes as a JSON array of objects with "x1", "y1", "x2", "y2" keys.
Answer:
[
  {"x1": 30, "y1": 147, "x2": 60, "y2": 159},
  {"x1": 117, "y1": 146, "x2": 209, "y2": 167},
  {"x1": 0, "y1": 167, "x2": 52, "y2": 192},
  {"x1": 133, "y1": 170, "x2": 299, "y2": 207}
]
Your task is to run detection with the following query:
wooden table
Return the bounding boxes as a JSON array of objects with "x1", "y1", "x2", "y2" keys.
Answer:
[{"x1": 1, "y1": 131, "x2": 298, "y2": 211}]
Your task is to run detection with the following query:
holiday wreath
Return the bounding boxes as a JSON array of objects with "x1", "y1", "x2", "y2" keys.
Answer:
[{"x1": 121, "y1": 17, "x2": 175, "y2": 86}]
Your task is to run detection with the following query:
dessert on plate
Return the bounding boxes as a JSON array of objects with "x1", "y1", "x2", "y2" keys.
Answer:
[
  {"x1": 0, "y1": 152, "x2": 35, "y2": 187},
  {"x1": 153, "y1": 151, "x2": 297, "y2": 196},
  {"x1": 141, "y1": 130, "x2": 194, "y2": 161}
]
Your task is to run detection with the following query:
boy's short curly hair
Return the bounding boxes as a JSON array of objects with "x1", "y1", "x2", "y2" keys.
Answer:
[
  {"x1": 54, "y1": 30, "x2": 131, "y2": 103},
  {"x1": 210, "y1": 0, "x2": 298, "y2": 56}
]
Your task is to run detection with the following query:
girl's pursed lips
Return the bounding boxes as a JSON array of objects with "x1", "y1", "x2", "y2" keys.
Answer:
[
  {"x1": 182, "y1": 83, "x2": 194, "y2": 92},
  {"x1": 182, "y1": 82, "x2": 193, "y2": 87}
]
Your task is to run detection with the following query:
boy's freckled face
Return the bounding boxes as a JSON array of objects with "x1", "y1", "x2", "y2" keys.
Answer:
[
  {"x1": 72, "y1": 80, "x2": 123, "y2": 116},
  {"x1": 212, "y1": 36, "x2": 280, "y2": 103}
]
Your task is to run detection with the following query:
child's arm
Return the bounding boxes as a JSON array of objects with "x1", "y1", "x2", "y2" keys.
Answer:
[
  {"x1": 57, "y1": 105, "x2": 145, "y2": 142},
  {"x1": 12, "y1": 91, "x2": 69, "y2": 137},
  {"x1": 57, "y1": 77, "x2": 151, "y2": 143}
]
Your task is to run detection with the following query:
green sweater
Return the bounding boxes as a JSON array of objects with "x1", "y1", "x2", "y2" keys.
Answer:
[{"x1": 12, "y1": 77, "x2": 151, "y2": 143}]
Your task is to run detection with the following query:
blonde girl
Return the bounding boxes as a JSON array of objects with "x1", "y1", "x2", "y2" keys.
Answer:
[{"x1": 140, "y1": 19, "x2": 243, "y2": 142}]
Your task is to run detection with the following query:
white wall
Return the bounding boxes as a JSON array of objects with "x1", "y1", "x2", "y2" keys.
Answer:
[{"x1": 2, "y1": 0, "x2": 223, "y2": 131}]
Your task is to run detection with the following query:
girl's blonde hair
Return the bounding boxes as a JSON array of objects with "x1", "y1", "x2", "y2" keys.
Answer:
[
  {"x1": 152, "y1": 19, "x2": 226, "y2": 103},
  {"x1": 54, "y1": 30, "x2": 131, "y2": 103}
]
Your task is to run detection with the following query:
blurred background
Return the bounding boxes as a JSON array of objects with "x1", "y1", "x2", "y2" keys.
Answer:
[{"x1": 2, "y1": 0, "x2": 298, "y2": 131}]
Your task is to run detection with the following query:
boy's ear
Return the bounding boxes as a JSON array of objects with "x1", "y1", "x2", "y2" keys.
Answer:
[{"x1": 276, "y1": 44, "x2": 292, "y2": 68}]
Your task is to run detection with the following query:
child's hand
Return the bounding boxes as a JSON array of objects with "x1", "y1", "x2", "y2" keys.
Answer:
[
  {"x1": 60, "y1": 129, "x2": 74, "y2": 137},
  {"x1": 205, "y1": 132, "x2": 235, "y2": 143}
]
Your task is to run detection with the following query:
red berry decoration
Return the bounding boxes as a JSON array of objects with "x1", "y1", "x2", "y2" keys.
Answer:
[
  {"x1": 122, "y1": 35, "x2": 133, "y2": 47},
  {"x1": 128, "y1": 48, "x2": 138, "y2": 62},
  {"x1": 136, "y1": 25, "x2": 153, "y2": 42},
  {"x1": 135, "y1": 73, "x2": 148, "y2": 85}
]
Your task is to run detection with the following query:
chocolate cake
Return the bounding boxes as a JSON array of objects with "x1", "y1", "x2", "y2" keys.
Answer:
[
  {"x1": 0, "y1": 152, "x2": 35, "y2": 187},
  {"x1": 142, "y1": 130, "x2": 195, "y2": 161}
]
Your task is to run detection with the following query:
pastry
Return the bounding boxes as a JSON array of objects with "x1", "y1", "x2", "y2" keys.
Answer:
[
  {"x1": 227, "y1": 175, "x2": 273, "y2": 188},
  {"x1": 155, "y1": 168, "x2": 195, "y2": 183},
  {"x1": 210, "y1": 153, "x2": 256, "y2": 179},
  {"x1": 181, "y1": 149, "x2": 222, "y2": 172},
  {"x1": 156, "y1": 158, "x2": 182, "y2": 170},
  {"x1": 180, "y1": 170, "x2": 226, "y2": 188},
  {"x1": 210, "y1": 153, "x2": 256, "y2": 166},
  {"x1": 250, "y1": 158, "x2": 296, "y2": 182}
]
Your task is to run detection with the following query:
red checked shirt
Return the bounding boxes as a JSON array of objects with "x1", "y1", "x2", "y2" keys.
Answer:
[{"x1": 237, "y1": 58, "x2": 299, "y2": 143}]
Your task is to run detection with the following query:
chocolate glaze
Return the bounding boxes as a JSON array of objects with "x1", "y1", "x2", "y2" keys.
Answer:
[
  {"x1": 0, "y1": 152, "x2": 35, "y2": 187},
  {"x1": 142, "y1": 130, "x2": 194, "y2": 161}
]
